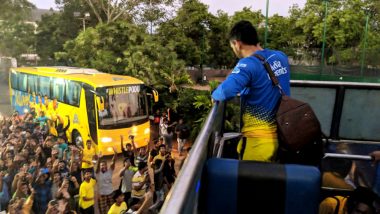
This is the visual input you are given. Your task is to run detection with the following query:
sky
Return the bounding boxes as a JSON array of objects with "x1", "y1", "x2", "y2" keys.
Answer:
[{"x1": 29, "y1": 0, "x2": 306, "y2": 17}]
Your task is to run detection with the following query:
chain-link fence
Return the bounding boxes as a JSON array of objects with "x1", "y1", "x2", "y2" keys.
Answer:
[{"x1": 288, "y1": 48, "x2": 380, "y2": 82}]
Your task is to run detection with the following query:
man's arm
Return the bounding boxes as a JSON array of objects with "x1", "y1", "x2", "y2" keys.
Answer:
[
  {"x1": 211, "y1": 61, "x2": 252, "y2": 101},
  {"x1": 95, "y1": 153, "x2": 102, "y2": 174},
  {"x1": 131, "y1": 137, "x2": 139, "y2": 156},
  {"x1": 154, "y1": 159, "x2": 166, "y2": 174},
  {"x1": 119, "y1": 166, "x2": 127, "y2": 178},
  {"x1": 110, "y1": 147, "x2": 117, "y2": 170},
  {"x1": 0, "y1": 172, "x2": 4, "y2": 192},
  {"x1": 62, "y1": 115, "x2": 70, "y2": 132},
  {"x1": 120, "y1": 135, "x2": 126, "y2": 152}
]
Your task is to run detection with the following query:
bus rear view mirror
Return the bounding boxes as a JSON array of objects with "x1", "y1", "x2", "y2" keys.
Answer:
[{"x1": 152, "y1": 89, "x2": 159, "y2": 102}]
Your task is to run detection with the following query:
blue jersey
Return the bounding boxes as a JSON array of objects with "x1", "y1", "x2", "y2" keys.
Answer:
[{"x1": 212, "y1": 49, "x2": 290, "y2": 137}]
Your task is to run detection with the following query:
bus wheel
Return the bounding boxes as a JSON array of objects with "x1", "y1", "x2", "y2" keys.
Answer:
[{"x1": 73, "y1": 131, "x2": 83, "y2": 148}]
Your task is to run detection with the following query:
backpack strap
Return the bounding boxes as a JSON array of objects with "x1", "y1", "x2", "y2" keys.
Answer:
[
  {"x1": 330, "y1": 196, "x2": 341, "y2": 214},
  {"x1": 240, "y1": 137, "x2": 247, "y2": 160},
  {"x1": 252, "y1": 54, "x2": 284, "y2": 95}
]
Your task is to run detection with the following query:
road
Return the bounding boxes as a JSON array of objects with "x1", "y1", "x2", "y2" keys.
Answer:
[{"x1": 0, "y1": 75, "x2": 12, "y2": 117}]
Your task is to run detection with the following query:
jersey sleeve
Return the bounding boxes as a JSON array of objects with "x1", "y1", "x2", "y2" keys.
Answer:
[{"x1": 212, "y1": 59, "x2": 253, "y2": 101}]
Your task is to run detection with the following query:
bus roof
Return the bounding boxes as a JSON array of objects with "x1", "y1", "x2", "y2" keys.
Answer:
[{"x1": 12, "y1": 66, "x2": 144, "y2": 87}]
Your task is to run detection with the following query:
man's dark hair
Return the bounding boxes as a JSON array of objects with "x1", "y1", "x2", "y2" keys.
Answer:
[
  {"x1": 138, "y1": 162, "x2": 147, "y2": 171},
  {"x1": 159, "y1": 144, "x2": 166, "y2": 149},
  {"x1": 229, "y1": 20, "x2": 259, "y2": 45},
  {"x1": 85, "y1": 169, "x2": 93, "y2": 174}
]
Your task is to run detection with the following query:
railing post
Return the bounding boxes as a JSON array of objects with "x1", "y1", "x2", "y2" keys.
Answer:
[{"x1": 264, "y1": 0, "x2": 269, "y2": 48}]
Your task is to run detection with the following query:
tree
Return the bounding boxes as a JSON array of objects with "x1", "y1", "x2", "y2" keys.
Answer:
[
  {"x1": 36, "y1": 0, "x2": 98, "y2": 64},
  {"x1": 293, "y1": 0, "x2": 371, "y2": 64},
  {"x1": 56, "y1": 21, "x2": 191, "y2": 92},
  {"x1": 207, "y1": 10, "x2": 236, "y2": 68},
  {"x1": 134, "y1": 0, "x2": 178, "y2": 33},
  {"x1": 266, "y1": 15, "x2": 293, "y2": 53},
  {"x1": 83, "y1": 0, "x2": 138, "y2": 23},
  {"x1": 83, "y1": 0, "x2": 177, "y2": 26},
  {"x1": 0, "y1": 22, "x2": 36, "y2": 58},
  {"x1": 0, "y1": 0, "x2": 34, "y2": 21},
  {"x1": 157, "y1": 0, "x2": 213, "y2": 66},
  {"x1": 0, "y1": 0, "x2": 36, "y2": 58}
]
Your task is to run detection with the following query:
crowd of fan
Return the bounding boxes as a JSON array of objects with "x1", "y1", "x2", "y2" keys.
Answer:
[{"x1": 0, "y1": 105, "x2": 190, "y2": 214}]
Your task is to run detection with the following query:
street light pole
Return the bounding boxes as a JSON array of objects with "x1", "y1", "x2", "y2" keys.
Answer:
[
  {"x1": 149, "y1": 0, "x2": 153, "y2": 34},
  {"x1": 321, "y1": 0, "x2": 328, "y2": 74},
  {"x1": 200, "y1": 21, "x2": 207, "y2": 84},
  {"x1": 74, "y1": 12, "x2": 90, "y2": 32},
  {"x1": 200, "y1": 29, "x2": 205, "y2": 84},
  {"x1": 265, "y1": 0, "x2": 269, "y2": 48}
]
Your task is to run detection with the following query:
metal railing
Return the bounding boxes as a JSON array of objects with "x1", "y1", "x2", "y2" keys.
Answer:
[
  {"x1": 160, "y1": 101, "x2": 225, "y2": 214},
  {"x1": 161, "y1": 80, "x2": 380, "y2": 213}
]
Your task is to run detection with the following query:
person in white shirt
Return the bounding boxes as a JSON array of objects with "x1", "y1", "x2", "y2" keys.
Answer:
[{"x1": 96, "y1": 147, "x2": 117, "y2": 214}]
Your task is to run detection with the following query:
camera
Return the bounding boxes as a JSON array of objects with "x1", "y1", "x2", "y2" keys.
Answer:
[{"x1": 129, "y1": 135, "x2": 134, "y2": 140}]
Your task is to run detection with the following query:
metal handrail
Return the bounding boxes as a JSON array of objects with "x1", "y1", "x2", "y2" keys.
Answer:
[
  {"x1": 160, "y1": 102, "x2": 223, "y2": 214},
  {"x1": 323, "y1": 153, "x2": 373, "y2": 161}
]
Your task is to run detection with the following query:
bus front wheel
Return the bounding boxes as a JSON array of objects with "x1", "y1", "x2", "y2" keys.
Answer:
[{"x1": 72, "y1": 131, "x2": 83, "y2": 148}]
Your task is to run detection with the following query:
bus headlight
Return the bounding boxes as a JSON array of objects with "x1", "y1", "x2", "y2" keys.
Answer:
[
  {"x1": 107, "y1": 147, "x2": 113, "y2": 152},
  {"x1": 144, "y1": 128, "x2": 150, "y2": 135},
  {"x1": 132, "y1": 126, "x2": 138, "y2": 133},
  {"x1": 101, "y1": 137, "x2": 112, "y2": 143}
]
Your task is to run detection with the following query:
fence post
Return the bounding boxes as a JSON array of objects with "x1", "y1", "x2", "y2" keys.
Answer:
[
  {"x1": 360, "y1": 15, "x2": 369, "y2": 77},
  {"x1": 321, "y1": 0, "x2": 328, "y2": 75}
]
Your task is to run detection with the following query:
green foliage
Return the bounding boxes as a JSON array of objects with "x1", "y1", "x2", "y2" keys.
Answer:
[
  {"x1": 0, "y1": 0, "x2": 34, "y2": 22},
  {"x1": 207, "y1": 11, "x2": 236, "y2": 68},
  {"x1": 157, "y1": 0, "x2": 213, "y2": 66},
  {"x1": 0, "y1": 22, "x2": 36, "y2": 58},
  {"x1": 36, "y1": 0, "x2": 98, "y2": 64},
  {"x1": 292, "y1": 0, "x2": 376, "y2": 64},
  {"x1": 58, "y1": 21, "x2": 191, "y2": 92},
  {"x1": 266, "y1": 14, "x2": 294, "y2": 53},
  {"x1": 230, "y1": 7, "x2": 264, "y2": 28},
  {"x1": 0, "y1": 0, "x2": 35, "y2": 58}
]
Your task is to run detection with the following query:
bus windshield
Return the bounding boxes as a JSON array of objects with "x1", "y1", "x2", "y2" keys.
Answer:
[{"x1": 97, "y1": 85, "x2": 148, "y2": 128}]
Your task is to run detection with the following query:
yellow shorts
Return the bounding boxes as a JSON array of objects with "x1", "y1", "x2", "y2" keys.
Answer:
[{"x1": 237, "y1": 137, "x2": 278, "y2": 162}]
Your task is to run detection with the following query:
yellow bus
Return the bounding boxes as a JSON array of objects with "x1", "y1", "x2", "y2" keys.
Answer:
[{"x1": 9, "y1": 66, "x2": 158, "y2": 155}]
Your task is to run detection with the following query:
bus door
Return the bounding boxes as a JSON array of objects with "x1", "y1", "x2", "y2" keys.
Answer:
[{"x1": 83, "y1": 84, "x2": 98, "y2": 144}]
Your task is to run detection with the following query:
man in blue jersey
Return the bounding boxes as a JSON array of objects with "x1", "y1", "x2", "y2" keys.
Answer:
[{"x1": 212, "y1": 20, "x2": 290, "y2": 162}]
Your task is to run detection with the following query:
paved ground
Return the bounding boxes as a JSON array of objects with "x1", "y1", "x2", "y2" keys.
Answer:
[{"x1": 0, "y1": 79, "x2": 12, "y2": 117}]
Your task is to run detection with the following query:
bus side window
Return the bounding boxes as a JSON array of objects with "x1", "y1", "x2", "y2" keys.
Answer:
[
  {"x1": 27, "y1": 74, "x2": 37, "y2": 94},
  {"x1": 39, "y1": 76, "x2": 51, "y2": 97},
  {"x1": 52, "y1": 78, "x2": 65, "y2": 102},
  {"x1": 10, "y1": 72, "x2": 18, "y2": 89},
  {"x1": 18, "y1": 73, "x2": 27, "y2": 92},
  {"x1": 66, "y1": 81, "x2": 81, "y2": 106}
]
